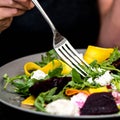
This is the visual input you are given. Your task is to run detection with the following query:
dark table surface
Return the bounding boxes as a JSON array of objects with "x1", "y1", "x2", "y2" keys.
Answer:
[
  {"x1": 0, "y1": 102, "x2": 45, "y2": 120},
  {"x1": 0, "y1": 102, "x2": 120, "y2": 120},
  {"x1": 0, "y1": 102, "x2": 62, "y2": 120}
]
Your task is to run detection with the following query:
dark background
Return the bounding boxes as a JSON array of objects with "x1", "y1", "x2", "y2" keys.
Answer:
[
  {"x1": 0, "y1": 0, "x2": 100, "y2": 66},
  {"x1": 0, "y1": 102, "x2": 119, "y2": 120},
  {"x1": 0, "y1": 0, "x2": 102, "y2": 119}
]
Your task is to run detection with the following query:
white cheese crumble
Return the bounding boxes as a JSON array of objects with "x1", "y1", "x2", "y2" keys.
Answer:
[
  {"x1": 31, "y1": 69, "x2": 47, "y2": 80},
  {"x1": 45, "y1": 99, "x2": 80, "y2": 116},
  {"x1": 111, "y1": 83, "x2": 117, "y2": 90},
  {"x1": 87, "y1": 77, "x2": 94, "y2": 84},
  {"x1": 94, "y1": 70, "x2": 113, "y2": 86}
]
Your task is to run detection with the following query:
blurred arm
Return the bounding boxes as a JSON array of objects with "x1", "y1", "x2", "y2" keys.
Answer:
[{"x1": 97, "y1": 0, "x2": 120, "y2": 49}]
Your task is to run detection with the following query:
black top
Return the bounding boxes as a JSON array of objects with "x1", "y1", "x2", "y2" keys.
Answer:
[{"x1": 0, "y1": 0, "x2": 100, "y2": 66}]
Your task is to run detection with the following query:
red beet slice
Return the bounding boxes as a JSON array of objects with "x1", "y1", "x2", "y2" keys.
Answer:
[{"x1": 80, "y1": 92, "x2": 119, "y2": 115}]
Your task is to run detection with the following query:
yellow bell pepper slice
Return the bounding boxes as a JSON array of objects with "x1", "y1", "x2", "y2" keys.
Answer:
[
  {"x1": 88, "y1": 86, "x2": 108, "y2": 94},
  {"x1": 83, "y1": 45, "x2": 114, "y2": 64},
  {"x1": 42, "y1": 59, "x2": 72, "y2": 75},
  {"x1": 24, "y1": 62, "x2": 42, "y2": 76},
  {"x1": 41, "y1": 59, "x2": 62, "y2": 74},
  {"x1": 24, "y1": 59, "x2": 72, "y2": 76},
  {"x1": 57, "y1": 60, "x2": 72, "y2": 75},
  {"x1": 21, "y1": 95, "x2": 35, "y2": 106}
]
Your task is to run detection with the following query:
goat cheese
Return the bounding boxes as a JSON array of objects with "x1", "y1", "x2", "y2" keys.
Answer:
[
  {"x1": 31, "y1": 69, "x2": 47, "y2": 80},
  {"x1": 45, "y1": 99, "x2": 80, "y2": 116},
  {"x1": 94, "y1": 70, "x2": 113, "y2": 86}
]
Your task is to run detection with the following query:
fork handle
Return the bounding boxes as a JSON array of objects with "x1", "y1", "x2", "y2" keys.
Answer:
[{"x1": 32, "y1": 0, "x2": 56, "y2": 34}]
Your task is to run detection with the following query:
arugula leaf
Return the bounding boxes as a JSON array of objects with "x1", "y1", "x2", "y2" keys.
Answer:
[
  {"x1": 111, "y1": 74, "x2": 120, "y2": 91},
  {"x1": 35, "y1": 49, "x2": 59, "y2": 67},
  {"x1": 34, "y1": 87, "x2": 57, "y2": 112},
  {"x1": 72, "y1": 68, "x2": 83, "y2": 84},
  {"x1": 3, "y1": 73, "x2": 37, "y2": 96},
  {"x1": 100, "y1": 48, "x2": 120, "y2": 67},
  {"x1": 47, "y1": 67, "x2": 63, "y2": 78}
]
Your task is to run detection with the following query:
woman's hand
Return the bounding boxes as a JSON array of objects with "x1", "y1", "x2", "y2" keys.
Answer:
[{"x1": 0, "y1": 0, "x2": 34, "y2": 32}]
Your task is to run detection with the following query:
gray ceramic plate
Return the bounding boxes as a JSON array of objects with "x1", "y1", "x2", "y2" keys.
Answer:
[{"x1": 0, "y1": 49, "x2": 120, "y2": 119}]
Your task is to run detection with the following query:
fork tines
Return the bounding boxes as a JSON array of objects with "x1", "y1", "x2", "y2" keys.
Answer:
[{"x1": 55, "y1": 39, "x2": 89, "y2": 77}]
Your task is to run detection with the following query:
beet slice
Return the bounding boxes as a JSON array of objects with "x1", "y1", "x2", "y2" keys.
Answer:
[
  {"x1": 29, "y1": 77, "x2": 71, "y2": 96},
  {"x1": 80, "y1": 92, "x2": 119, "y2": 115}
]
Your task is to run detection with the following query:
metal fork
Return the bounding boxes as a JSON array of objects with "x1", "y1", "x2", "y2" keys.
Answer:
[{"x1": 32, "y1": 0, "x2": 90, "y2": 77}]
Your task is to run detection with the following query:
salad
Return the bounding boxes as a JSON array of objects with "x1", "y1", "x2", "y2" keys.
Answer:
[{"x1": 3, "y1": 45, "x2": 120, "y2": 116}]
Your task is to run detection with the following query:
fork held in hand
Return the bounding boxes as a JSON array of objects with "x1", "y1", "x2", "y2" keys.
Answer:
[{"x1": 32, "y1": 0, "x2": 90, "y2": 77}]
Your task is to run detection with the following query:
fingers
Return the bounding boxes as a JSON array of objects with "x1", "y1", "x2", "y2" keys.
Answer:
[
  {"x1": 0, "y1": 0, "x2": 35, "y2": 32},
  {"x1": 0, "y1": 17, "x2": 13, "y2": 32},
  {"x1": 0, "y1": 0, "x2": 34, "y2": 10},
  {"x1": 0, "y1": 0, "x2": 34, "y2": 20},
  {"x1": 13, "y1": 0, "x2": 34, "y2": 10},
  {"x1": 0, "y1": 7, "x2": 25, "y2": 32},
  {"x1": 0, "y1": 7, "x2": 17, "y2": 19},
  {"x1": 0, "y1": 7, "x2": 26, "y2": 19}
]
